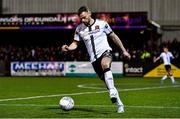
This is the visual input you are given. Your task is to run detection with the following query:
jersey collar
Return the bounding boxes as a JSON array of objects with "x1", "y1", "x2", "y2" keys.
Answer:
[{"x1": 84, "y1": 19, "x2": 96, "y2": 27}]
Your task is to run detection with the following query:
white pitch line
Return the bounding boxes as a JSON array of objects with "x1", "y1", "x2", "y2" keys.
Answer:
[
  {"x1": 0, "y1": 85, "x2": 179, "y2": 102},
  {"x1": 78, "y1": 84, "x2": 180, "y2": 91},
  {"x1": 0, "y1": 91, "x2": 107, "y2": 102},
  {"x1": 77, "y1": 83, "x2": 161, "y2": 89},
  {"x1": 0, "y1": 104, "x2": 57, "y2": 107},
  {"x1": 126, "y1": 105, "x2": 180, "y2": 109},
  {"x1": 0, "y1": 104, "x2": 180, "y2": 109}
]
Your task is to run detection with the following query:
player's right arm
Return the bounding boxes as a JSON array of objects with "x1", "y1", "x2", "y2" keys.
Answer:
[
  {"x1": 153, "y1": 56, "x2": 160, "y2": 63},
  {"x1": 62, "y1": 25, "x2": 81, "y2": 52},
  {"x1": 61, "y1": 40, "x2": 79, "y2": 52}
]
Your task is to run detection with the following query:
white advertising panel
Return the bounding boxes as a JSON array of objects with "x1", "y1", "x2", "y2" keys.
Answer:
[{"x1": 66, "y1": 61, "x2": 123, "y2": 77}]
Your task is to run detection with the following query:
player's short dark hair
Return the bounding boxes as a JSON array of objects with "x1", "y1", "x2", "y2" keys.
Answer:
[
  {"x1": 77, "y1": 6, "x2": 89, "y2": 16},
  {"x1": 163, "y1": 45, "x2": 168, "y2": 49}
]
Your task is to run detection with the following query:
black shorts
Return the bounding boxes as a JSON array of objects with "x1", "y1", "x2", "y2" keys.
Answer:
[
  {"x1": 165, "y1": 65, "x2": 171, "y2": 72},
  {"x1": 92, "y1": 50, "x2": 113, "y2": 80}
]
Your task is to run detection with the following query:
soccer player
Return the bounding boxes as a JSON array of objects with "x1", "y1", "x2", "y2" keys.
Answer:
[
  {"x1": 61, "y1": 6, "x2": 131, "y2": 113},
  {"x1": 154, "y1": 46, "x2": 176, "y2": 84}
]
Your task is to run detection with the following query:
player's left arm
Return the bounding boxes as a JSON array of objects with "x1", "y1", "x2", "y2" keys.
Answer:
[
  {"x1": 170, "y1": 52, "x2": 175, "y2": 60},
  {"x1": 109, "y1": 32, "x2": 131, "y2": 59},
  {"x1": 171, "y1": 52, "x2": 175, "y2": 58}
]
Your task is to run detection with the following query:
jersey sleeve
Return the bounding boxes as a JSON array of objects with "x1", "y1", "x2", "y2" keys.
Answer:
[
  {"x1": 103, "y1": 21, "x2": 113, "y2": 35},
  {"x1": 169, "y1": 52, "x2": 174, "y2": 57},
  {"x1": 160, "y1": 53, "x2": 163, "y2": 58},
  {"x1": 74, "y1": 27, "x2": 81, "y2": 41}
]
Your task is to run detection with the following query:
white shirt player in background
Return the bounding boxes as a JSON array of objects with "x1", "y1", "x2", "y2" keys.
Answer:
[
  {"x1": 154, "y1": 46, "x2": 176, "y2": 84},
  {"x1": 61, "y1": 6, "x2": 131, "y2": 113}
]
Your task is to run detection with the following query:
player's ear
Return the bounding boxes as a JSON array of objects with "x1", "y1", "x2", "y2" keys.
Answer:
[{"x1": 88, "y1": 10, "x2": 92, "y2": 16}]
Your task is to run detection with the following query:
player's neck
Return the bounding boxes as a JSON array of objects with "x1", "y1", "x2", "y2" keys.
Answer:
[{"x1": 88, "y1": 18, "x2": 95, "y2": 26}]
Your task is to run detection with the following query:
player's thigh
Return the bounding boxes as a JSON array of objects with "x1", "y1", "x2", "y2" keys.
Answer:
[
  {"x1": 101, "y1": 57, "x2": 112, "y2": 70},
  {"x1": 92, "y1": 59, "x2": 104, "y2": 79},
  {"x1": 165, "y1": 65, "x2": 172, "y2": 75}
]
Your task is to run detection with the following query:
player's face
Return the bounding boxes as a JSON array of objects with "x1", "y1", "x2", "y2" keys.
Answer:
[
  {"x1": 163, "y1": 47, "x2": 168, "y2": 53},
  {"x1": 79, "y1": 11, "x2": 91, "y2": 26}
]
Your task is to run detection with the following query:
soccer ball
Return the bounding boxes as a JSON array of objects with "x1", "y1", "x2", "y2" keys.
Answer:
[{"x1": 59, "y1": 96, "x2": 74, "y2": 111}]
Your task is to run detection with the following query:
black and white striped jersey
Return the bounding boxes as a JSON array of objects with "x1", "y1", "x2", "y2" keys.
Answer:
[
  {"x1": 160, "y1": 52, "x2": 173, "y2": 65},
  {"x1": 74, "y1": 19, "x2": 113, "y2": 62}
]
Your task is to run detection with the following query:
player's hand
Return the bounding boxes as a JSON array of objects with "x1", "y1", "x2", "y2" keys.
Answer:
[
  {"x1": 123, "y1": 51, "x2": 131, "y2": 59},
  {"x1": 61, "y1": 45, "x2": 69, "y2": 52},
  {"x1": 153, "y1": 57, "x2": 157, "y2": 63}
]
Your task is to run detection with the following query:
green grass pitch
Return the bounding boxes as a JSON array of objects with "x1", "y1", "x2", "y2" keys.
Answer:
[{"x1": 0, "y1": 77, "x2": 180, "y2": 118}]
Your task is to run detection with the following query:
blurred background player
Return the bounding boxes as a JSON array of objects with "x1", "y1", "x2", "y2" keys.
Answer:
[
  {"x1": 154, "y1": 46, "x2": 176, "y2": 84},
  {"x1": 61, "y1": 6, "x2": 131, "y2": 113}
]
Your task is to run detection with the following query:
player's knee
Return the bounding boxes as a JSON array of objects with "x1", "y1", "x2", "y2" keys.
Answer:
[
  {"x1": 169, "y1": 73, "x2": 173, "y2": 76},
  {"x1": 101, "y1": 63, "x2": 110, "y2": 70},
  {"x1": 103, "y1": 68, "x2": 111, "y2": 73},
  {"x1": 167, "y1": 71, "x2": 172, "y2": 76}
]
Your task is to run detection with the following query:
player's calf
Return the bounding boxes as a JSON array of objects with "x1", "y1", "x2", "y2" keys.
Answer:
[{"x1": 109, "y1": 88, "x2": 117, "y2": 103}]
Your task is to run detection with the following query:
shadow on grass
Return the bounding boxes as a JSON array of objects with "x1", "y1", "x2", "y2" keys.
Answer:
[{"x1": 46, "y1": 106, "x2": 109, "y2": 115}]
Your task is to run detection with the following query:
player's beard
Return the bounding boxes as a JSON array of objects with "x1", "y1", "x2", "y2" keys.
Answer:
[
  {"x1": 83, "y1": 19, "x2": 91, "y2": 26},
  {"x1": 83, "y1": 21, "x2": 89, "y2": 26}
]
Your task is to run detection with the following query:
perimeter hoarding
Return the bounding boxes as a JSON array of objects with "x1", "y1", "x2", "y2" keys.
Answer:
[
  {"x1": 11, "y1": 61, "x2": 65, "y2": 76},
  {"x1": 123, "y1": 61, "x2": 180, "y2": 78},
  {"x1": 144, "y1": 64, "x2": 180, "y2": 77},
  {"x1": 0, "y1": 12, "x2": 147, "y2": 30},
  {"x1": 123, "y1": 62, "x2": 143, "y2": 77},
  {"x1": 66, "y1": 61, "x2": 123, "y2": 77},
  {"x1": 10, "y1": 61, "x2": 123, "y2": 77}
]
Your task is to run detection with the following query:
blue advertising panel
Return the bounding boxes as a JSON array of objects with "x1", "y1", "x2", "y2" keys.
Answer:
[{"x1": 11, "y1": 61, "x2": 65, "y2": 76}]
